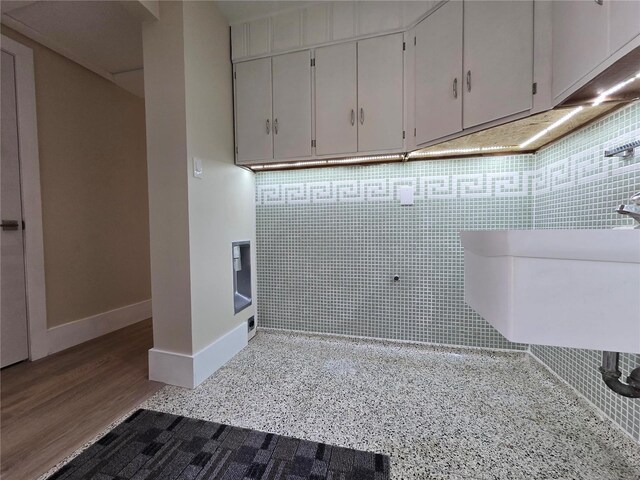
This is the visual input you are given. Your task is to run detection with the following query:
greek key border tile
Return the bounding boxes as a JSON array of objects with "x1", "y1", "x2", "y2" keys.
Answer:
[{"x1": 257, "y1": 171, "x2": 534, "y2": 205}]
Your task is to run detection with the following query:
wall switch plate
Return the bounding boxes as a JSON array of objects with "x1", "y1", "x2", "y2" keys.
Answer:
[
  {"x1": 398, "y1": 185, "x2": 415, "y2": 206},
  {"x1": 193, "y1": 157, "x2": 204, "y2": 178}
]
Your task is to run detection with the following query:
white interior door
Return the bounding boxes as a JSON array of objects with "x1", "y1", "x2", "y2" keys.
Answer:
[
  {"x1": 463, "y1": 0, "x2": 534, "y2": 128},
  {"x1": 415, "y1": 0, "x2": 463, "y2": 146},
  {"x1": 235, "y1": 58, "x2": 273, "y2": 163},
  {"x1": 272, "y1": 50, "x2": 312, "y2": 159},
  {"x1": 315, "y1": 42, "x2": 357, "y2": 156},
  {"x1": 1, "y1": 50, "x2": 29, "y2": 368},
  {"x1": 357, "y1": 33, "x2": 404, "y2": 152}
]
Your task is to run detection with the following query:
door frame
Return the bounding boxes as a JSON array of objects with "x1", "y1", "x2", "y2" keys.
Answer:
[{"x1": 1, "y1": 34, "x2": 48, "y2": 360}]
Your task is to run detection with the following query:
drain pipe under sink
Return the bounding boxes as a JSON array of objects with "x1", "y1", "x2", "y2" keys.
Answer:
[{"x1": 599, "y1": 352, "x2": 640, "y2": 398}]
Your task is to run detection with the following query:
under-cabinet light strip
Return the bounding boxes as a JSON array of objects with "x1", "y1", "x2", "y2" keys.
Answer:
[
  {"x1": 327, "y1": 154, "x2": 404, "y2": 164},
  {"x1": 250, "y1": 160, "x2": 326, "y2": 170},
  {"x1": 249, "y1": 154, "x2": 404, "y2": 170},
  {"x1": 519, "y1": 106, "x2": 584, "y2": 149},
  {"x1": 407, "y1": 145, "x2": 516, "y2": 158},
  {"x1": 592, "y1": 71, "x2": 640, "y2": 106}
]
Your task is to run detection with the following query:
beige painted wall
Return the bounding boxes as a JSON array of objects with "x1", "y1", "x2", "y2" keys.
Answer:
[
  {"x1": 182, "y1": 1, "x2": 256, "y2": 353},
  {"x1": 1, "y1": 26, "x2": 151, "y2": 328},
  {"x1": 141, "y1": 1, "x2": 193, "y2": 355},
  {"x1": 142, "y1": 1, "x2": 256, "y2": 362},
  {"x1": 187, "y1": 156, "x2": 256, "y2": 352}
]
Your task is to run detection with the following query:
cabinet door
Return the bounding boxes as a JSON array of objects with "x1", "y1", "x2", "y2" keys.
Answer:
[
  {"x1": 235, "y1": 58, "x2": 272, "y2": 162},
  {"x1": 315, "y1": 42, "x2": 357, "y2": 156},
  {"x1": 272, "y1": 50, "x2": 312, "y2": 159},
  {"x1": 357, "y1": 33, "x2": 404, "y2": 152},
  {"x1": 463, "y1": 0, "x2": 533, "y2": 128},
  {"x1": 552, "y1": 0, "x2": 608, "y2": 100},
  {"x1": 415, "y1": 1, "x2": 462, "y2": 145},
  {"x1": 609, "y1": 0, "x2": 640, "y2": 56}
]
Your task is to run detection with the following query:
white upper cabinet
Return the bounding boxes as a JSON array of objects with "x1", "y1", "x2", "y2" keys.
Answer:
[
  {"x1": 414, "y1": 1, "x2": 463, "y2": 145},
  {"x1": 609, "y1": 0, "x2": 640, "y2": 55},
  {"x1": 356, "y1": 1, "x2": 403, "y2": 36},
  {"x1": 402, "y1": 1, "x2": 438, "y2": 26},
  {"x1": 315, "y1": 42, "x2": 358, "y2": 156},
  {"x1": 358, "y1": 33, "x2": 404, "y2": 152},
  {"x1": 271, "y1": 10, "x2": 301, "y2": 52},
  {"x1": 234, "y1": 58, "x2": 272, "y2": 163},
  {"x1": 248, "y1": 18, "x2": 271, "y2": 57},
  {"x1": 272, "y1": 51, "x2": 312, "y2": 159},
  {"x1": 231, "y1": 24, "x2": 245, "y2": 60},
  {"x1": 315, "y1": 34, "x2": 404, "y2": 156},
  {"x1": 230, "y1": 2, "x2": 442, "y2": 61},
  {"x1": 413, "y1": 0, "x2": 533, "y2": 143},
  {"x1": 232, "y1": 0, "x2": 640, "y2": 164},
  {"x1": 331, "y1": 2, "x2": 356, "y2": 41},
  {"x1": 552, "y1": 0, "x2": 640, "y2": 104},
  {"x1": 463, "y1": 0, "x2": 534, "y2": 129},
  {"x1": 235, "y1": 52, "x2": 312, "y2": 163},
  {"x1": 303, "y1": 3, "x2": 330, "y2": 46},
  {"x1": 552, "y1": 0, "x2": 608, "y2": 100}
]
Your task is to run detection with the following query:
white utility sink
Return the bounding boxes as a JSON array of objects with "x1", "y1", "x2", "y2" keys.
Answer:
[{"x1": 460, "y1": 230, "x2": 640, "y2": 353}]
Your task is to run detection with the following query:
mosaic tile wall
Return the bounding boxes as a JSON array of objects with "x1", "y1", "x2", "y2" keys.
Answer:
[
  {"x1": 256, "y1": 101, "x2": 640, "y2": 442},
  {"x1": 256, "y1": 155, "x2": 533, "y2": 349},
  {"x1": 531, "y1": 101, "x2": 640, "y2": 442}
]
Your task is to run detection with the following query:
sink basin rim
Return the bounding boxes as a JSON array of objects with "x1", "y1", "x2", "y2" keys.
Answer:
[{"x1": 460, "y1": 229, "x2": 640, "y2": 264}]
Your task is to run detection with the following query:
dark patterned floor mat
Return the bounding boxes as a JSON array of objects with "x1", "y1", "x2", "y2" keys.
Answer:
[{"x1": 47, "y1": 409, "x2": 390, "y2": 479}]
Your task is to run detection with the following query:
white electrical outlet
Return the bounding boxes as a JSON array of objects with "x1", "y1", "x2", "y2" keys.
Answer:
[{"x1": 398, "y1": 185, "x2": 414, "y2": 206}]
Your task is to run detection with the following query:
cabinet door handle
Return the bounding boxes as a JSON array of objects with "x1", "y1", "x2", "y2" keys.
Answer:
[
  {"x1": 359, "y1": 107, "x2": 364, "y2": 125},
  {"x1": 274, "y1": 118, "x2": 278, "y2": 135},
  {"x1": 466, "y1": 70, "x2": 471, "y2": 93},
  {"x1": 350, "y1": 109, "x2": 355, "y2": 126},
  {"x1": 453, "y1": 78, "x2": 458, "y2": 99},
  {"x1": 266, "y1": 119, "x2": 270, "y2": 134},
  {"x1": 594, "y1": 0, "x2": 603, "y2": 5}
]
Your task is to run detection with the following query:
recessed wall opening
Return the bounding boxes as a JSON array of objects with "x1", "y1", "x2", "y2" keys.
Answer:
[{"x1": 232, "y1": 241, "x2": 252, "y2": 314}]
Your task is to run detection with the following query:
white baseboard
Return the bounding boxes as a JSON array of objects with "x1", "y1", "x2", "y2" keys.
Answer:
[
  {"x1": 149, "y1": 322, "x2": 247, "y2": 389},
  {"x1": 148, "y1": 348, "x2": 194, "y2": 388},
  {"x1": 47, "y1": 299, "x2": 152, "y2": 355}
]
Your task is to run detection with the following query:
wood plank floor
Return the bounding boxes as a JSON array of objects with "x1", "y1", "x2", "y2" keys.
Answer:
[{"x1": 0, "y1": 319, "x2": 163, "y2": 480}]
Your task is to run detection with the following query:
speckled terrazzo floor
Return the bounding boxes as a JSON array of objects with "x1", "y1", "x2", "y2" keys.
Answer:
[{"x1": 42, "y1": 330, "x2": 640, "y2": 480}]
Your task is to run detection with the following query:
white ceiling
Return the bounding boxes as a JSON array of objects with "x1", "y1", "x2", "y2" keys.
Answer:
[
  {"x1": 214, "y1": 1, "x2": 315, "y2": 25},
  {"x1": 1, "y1": 1, "x2": 145, "y2": 96}
]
